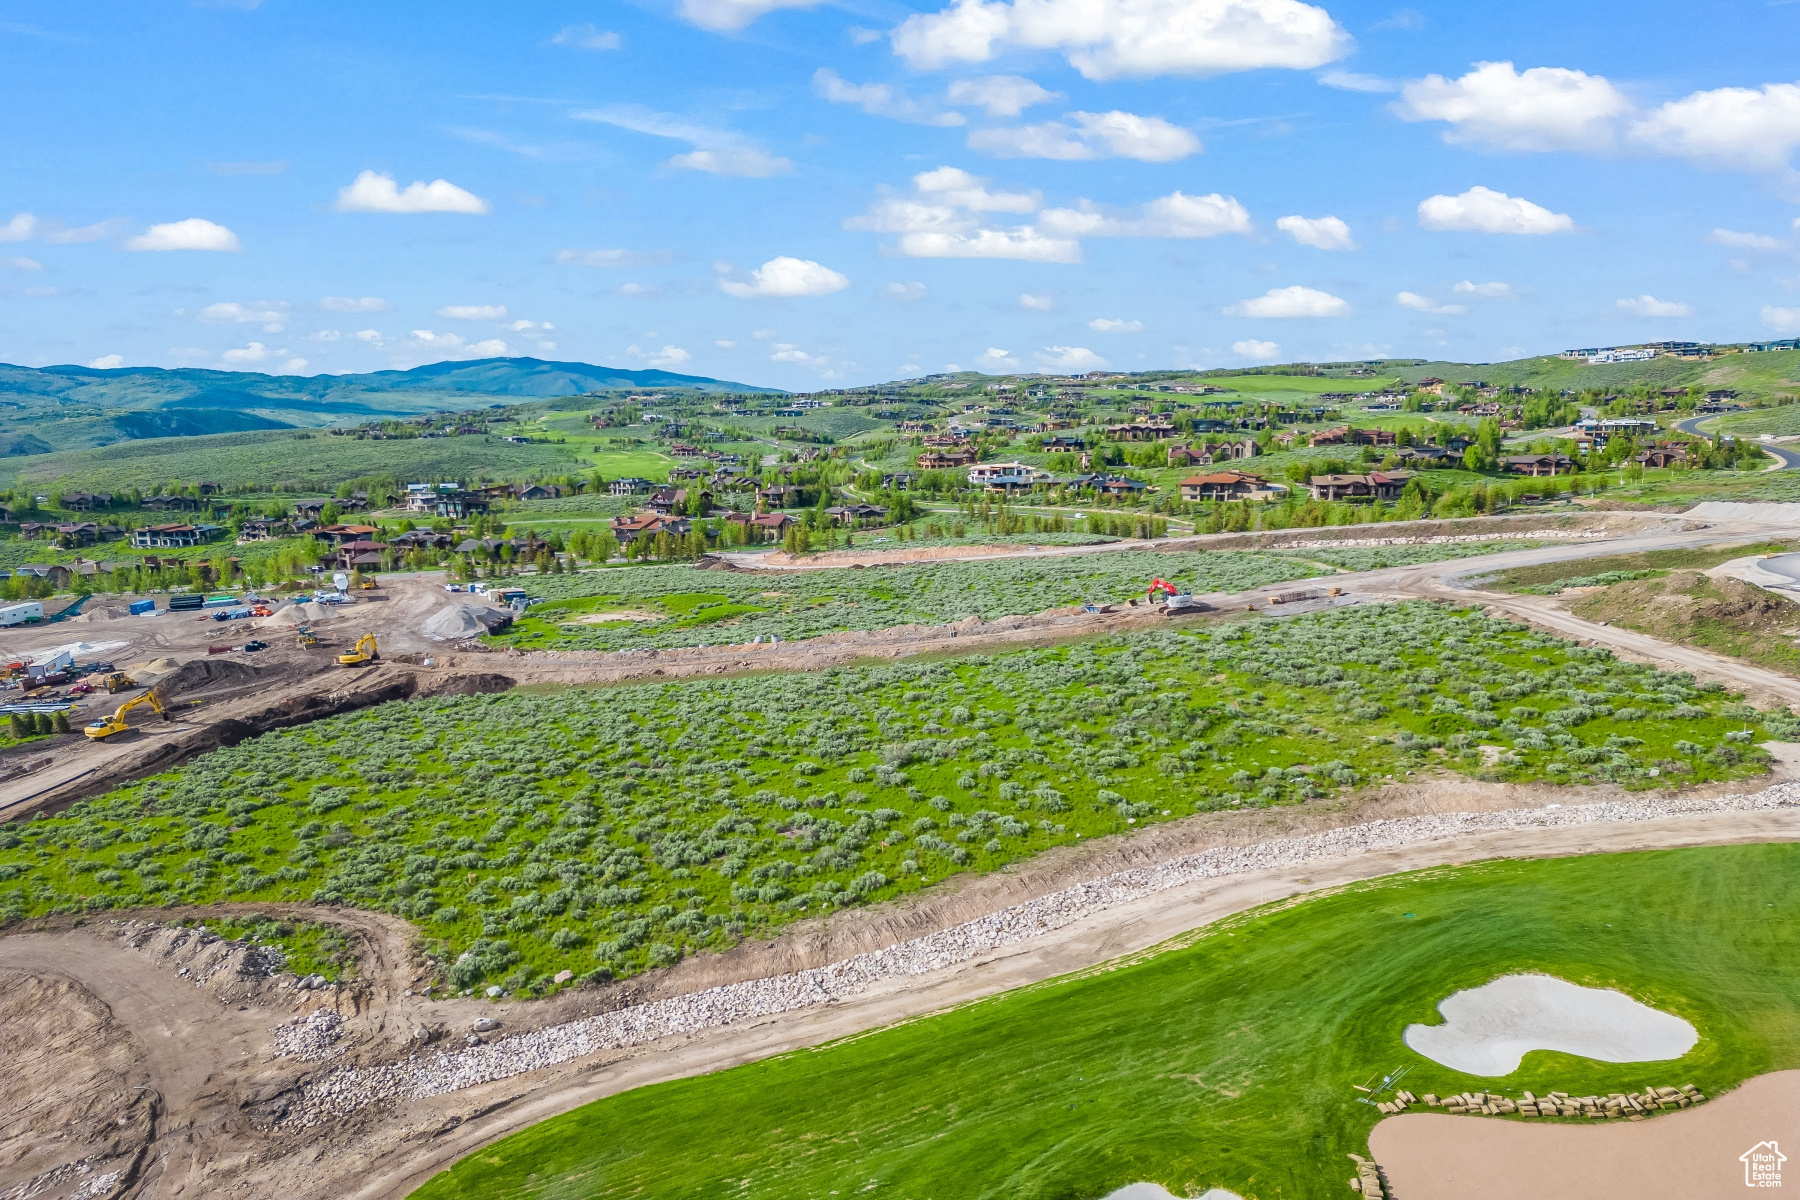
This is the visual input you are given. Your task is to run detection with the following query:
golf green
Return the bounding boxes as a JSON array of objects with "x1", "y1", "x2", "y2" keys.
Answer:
[{"x1": 410, "y1": 843, "x2": 1800, "y2": 1200}]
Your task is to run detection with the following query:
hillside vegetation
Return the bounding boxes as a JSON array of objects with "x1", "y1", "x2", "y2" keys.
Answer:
[{"x1": 0, "y1": 603, "x2": 1777, "y2": 996}]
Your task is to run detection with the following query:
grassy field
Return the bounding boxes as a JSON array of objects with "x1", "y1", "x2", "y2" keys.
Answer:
[
  {"x1": 0, "y1": 429, "x2": 583, "y2": 493},
  {"x1": 409, "y1": 842, "x2": 1800, "y2": 1200},
  {"x1": 1, "y1": 603, "x2": 1779, "y2": 995},
  {"x1": 1268, "y1": 540, "x2": 1557, "y2": 572},
  {"x1": 494, "y1": 552, "x2": 1325, "y2": 651}
]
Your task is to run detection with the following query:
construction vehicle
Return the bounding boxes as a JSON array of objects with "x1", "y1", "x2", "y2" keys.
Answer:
[
  {"x1": 103, "y1": 671, "x2": 137, "y2": 693},
  {"x1": 84, "y1": 689, "x2": 170, "y2": 740},
  {"x1": 337, "y1": 633, "x2": 379, "y2": 667},
  {"x1": 358, "y1": 578, "x2": 379, "y2": 590},
  {"x1": 295, "y1": 627, "x2": 318, "y2": 648}
]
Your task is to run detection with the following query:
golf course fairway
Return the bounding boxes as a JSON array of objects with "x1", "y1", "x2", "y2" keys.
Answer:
[{"x1": 409, "y1": 842, "x2": 1800, "y2": 1200}]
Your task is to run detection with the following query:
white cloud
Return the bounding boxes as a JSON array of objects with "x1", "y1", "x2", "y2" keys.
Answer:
[
  {"x1": 508, "y1": 319, "x2": 553, "y2": 332},
  {"x1": 408, "y1": 330, "x2": 509, "y2": 359},
  {"x1": 555, "y1": 248, "x2": 671, "y2": 268},
  {"x1": 1275, "y1": 213, "x2": 1355, "y2": 249},
  {"x1": 1020, "y1": 292, "x2": 1054, "y2": 310},
  {"x1": 45, "y1": 220, "x2": 120, "y2": 244},
  {"x1": 124, "y1": 218, "x2": 242, "y2": 252},
  {"x1": 630, "y1": 344, "x2": 691, "y2": 368},
  {"x1": 615, "y1": 282, "x2": 662, "y2": 298},
  {"x1": 1764, "y1": 304, "x2": 1800, "y2": 334},
  {"x1": 334, "y1": 170, "x2": 489, "y2": 214},
  {"x1": 850, "y1": 25, "x2": 883, "y2": 43},
  {"x1": 891, "y1": 0, "x2": 1351, "y2": 82},
  {"x1": 913, "y1": 165, "x2": 1038, "y2": 211},
  {"x1": 1225, "y1": 285, "x2": 1350, "y2": 317},
  {"x1": 1040, "y1": 190, "x2": 1252, "y2": 238},
  {"x1": 308, "y1": 330, "x2": 342, "y2": 342},
  {"x1": 946, "y1": 75, "x2": 1059, "y2": 116},
  {"x1": 1039, "y1": 345, "x2": 1107, "y2": 369},
  {"x1": 882, "y1": 281, "x2": 928, "y2": 301},
  {"x1": 1707, "y1": 228, "x2": 1786, "y2": 250},
  {"x1": 814, "y1": 68, "x2": 965, "y2": 126},
  {"x1": 1395, "y1": 290, "x2": 1466, "y2": 315},
  {"x1": 0, "y1": 213, "x2": 34, "y2": 242},
  {"x1": 201, "y1": 301, "x2": 287, "y2": 326},
  {"x1": 1089, "y1": 317, "x2": 1142, "y2": 331},
  {"x1": 979, "y1": 346, "x2": 1023, "y2": 369},
  {"x1": 1232, "y1": 338, "x2": 1281, "y2": 360},
  {"x1": 1629, "y1": 82, "x2": 1800, "y2": 172},
  {"x1": 969, "y1": 109, "x2": 1200, "y2": 160},
  {"x1": 1394, "y1": 61, "x2": 1629, "y2": 151},
  {"x1": 1417, "y1": 186, "x2": 1573, "y2": 234},
  {"x1": 1318, "y1": 69, "x2": 1396, "y2": 93},
  {"x1": 551, "y1": 23, "x2": 621, "y2": 49},
  {"x1": 3, "y1": 256, "x2": 42, "y2": 270},
  {"x1": 282, "y1": 358, "x2": 309, "y2": 373},
  {"x1": 719, "y1": 256, "x2": 850, "y2": 298},
  {"x1": 1452, "y1": 279, "x2": 1514, "y2": 297},
  {"x1": 438, "y1": 304, "x2": 509, "y2": 320},
  {"x1": 678, "y1": 0, "x2": 819, "y2": 32},
  {"x1": 87, "y1": 353, "x2": 123, "y2": 369},
  {"x1": 1616, "y1": 294, "x2": 1694, "y2": 317},
  {"x1": 222, "y1": 341, "x2": 269, "y2": 363},
  {"x1": 354, "y1": 329, "x2": 385, "y2": 345},
  {"x1": 537, "y1": 341, "x2": 557, "y2": 352},
  {"x1": 321, "y1": 295, "x2": 390, "y2": 312},
  {"x1": 769, "y1": 342, "x2": 827, "y2": 366},
  {"x1": 574, "y1": 107, "x2": 793, "y2": 177}
]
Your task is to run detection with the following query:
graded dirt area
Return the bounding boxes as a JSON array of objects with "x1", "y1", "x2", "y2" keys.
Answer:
[{"x1": 1371, "y1": 1069, "x2": 1800, "y2": 1197}]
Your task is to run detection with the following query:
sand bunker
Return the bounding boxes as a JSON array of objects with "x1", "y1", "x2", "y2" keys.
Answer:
[
  {"x1": 421, "y1": 603, "x2": 511, "y2": 641},
  {"x1": 1373, "y1": 1069, "x2": 1800, "y2": 1198},
  {"x1": 1405, "y1": 975, "x2": 1696, "y2": 1076},
  {"x1": 1102, "y1": 1185, "x2": 1241, "y2": 1200}
]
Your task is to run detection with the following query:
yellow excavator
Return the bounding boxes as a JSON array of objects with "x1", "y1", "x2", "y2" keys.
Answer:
[
  {"x1": 84, "y1": 689, "x2": 170, "y2": 740},
  {"x1": 337, "y1": 633, "x2": 379, "y2": 667}
]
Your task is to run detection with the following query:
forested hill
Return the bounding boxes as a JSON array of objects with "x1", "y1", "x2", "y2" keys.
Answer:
[{"x1": 0, "y1": 357, "x2": 782, "y2": 453}]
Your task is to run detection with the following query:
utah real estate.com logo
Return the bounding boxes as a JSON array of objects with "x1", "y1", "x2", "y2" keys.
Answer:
[{"x1": 1743, "y1": 1141, "x2": 1786, "y2": 1188}]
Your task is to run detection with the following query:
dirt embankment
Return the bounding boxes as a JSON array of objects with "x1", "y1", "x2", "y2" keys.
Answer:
[
  {"x1": 725, "y1": 511, "x2": 1684, "y2": 571},
  {"x1": 1566, "y1": 570, "x2": 1800, "y2": 676}
]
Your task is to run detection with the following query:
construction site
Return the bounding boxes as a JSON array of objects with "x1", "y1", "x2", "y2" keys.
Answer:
[{"x1": 5, "y1": 506, "x2": 1800, "y2": 1199}]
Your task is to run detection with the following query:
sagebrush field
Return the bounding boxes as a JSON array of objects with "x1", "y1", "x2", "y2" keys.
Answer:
[{"x1": 0, "y1": 603, "x2": 1779, "y2": 996}]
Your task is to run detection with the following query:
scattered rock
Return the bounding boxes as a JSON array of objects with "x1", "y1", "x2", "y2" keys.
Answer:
[{"x1": 472, "y1": 1018, "x2": 499, "y2": 1033}]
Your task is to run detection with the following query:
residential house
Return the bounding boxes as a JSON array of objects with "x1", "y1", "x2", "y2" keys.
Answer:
[
  {"x1": 917, "y1": 449, "x2": 978, "y2": 470},
  {"x1": 1306, "y1": 470, "x2": 1414, "y2": 502},
  {"x1": 1634, "y1": 447, "x2": 1689, "y2": 468},
  {"x1": 757, "y1": 484, "x2": 806, "y2": 508},
  {"x1": 609, "y1": 513, "x2": 691, "y2": 543},
  {"x1": 1501, "y1": 454, "x2": 1575, "y2": 476},
  {"x1": 968, "y1": 462, "x2": 1052, "y2": 490},
  {"x1": 880, "y1": 472, "x2": 916, "y2": 490},
  {"x1": 310, "y1": 524, "x2": 380, "y2": 546},
  {"x1": 1392, "y1": 445, "x2": 1459, "y2": 467},
  {"x1": 391, "y1": 529, "x2": 455, "y2": 552},
  {"x1": 324, "y1": 540, "x2": 389, "y2": 570},
  {"x1": 824, "y1": 504, "x2": 888, "y2": 524},
  {"x1": 1178, "y1": 471, "x2": 1281, "y2": 502},
  {"x1": 433, "y1": 491, "x2": 489, "y2": 519},
  {"x1": 511, "y1": 484, "x2": 557, "y2": 501},
  {"x1": 749, "y1": 513, "x2": 794, "y2": 537},
  {"x1": 1350, "y1": 428, "x2": 1398, "y2": 447},
  {"x1": 60, "y1": 492, "x2": 113, "y2": 511},
  {"x1": 1103, "y1": 421, "x2": 1175, "y2": 442},
  {"x1": 131, "y1": 523, "x2": 210, "y2": 549},
  {"x1": 1041, "y1": 435, "x2": 1086, "y2": 450},
  {"x1": 1309, "y1": 426, "x2": 1350, "y2": 446},
  {"x1": 646, "y1": 487, "x2": 692, "y2": 514},
  {"x1": 51, "y1": 521, "x2": 101, "y2": 547},
  {"x1": 141, "y1": 493, "x2": 202, "y2": 512},
  {"x1": 608, "y1": 477, "x2": 657, "y2": 496}
]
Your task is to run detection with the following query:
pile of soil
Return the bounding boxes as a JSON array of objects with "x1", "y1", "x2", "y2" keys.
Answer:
[
  {"x1": 421, "y1": 604, "x2": 510, "y2": 640},
  {"x1": 70, "y1": 605, "x2": 131, "y2": 623},
  {"x1": 1568, "y1": 571, "x2": 1800, "y2": 675},
  {"x1": 260, "y1": 602, "x2": 336, "y2": 628}
]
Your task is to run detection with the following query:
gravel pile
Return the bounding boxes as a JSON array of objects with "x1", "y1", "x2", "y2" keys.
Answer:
[
  {"x1": 274, "y1": 1008, "x2": 346, "y2": 1061},
  {"x1": 280, "y1": 783, "x2": 1800, "y2": 1126}
]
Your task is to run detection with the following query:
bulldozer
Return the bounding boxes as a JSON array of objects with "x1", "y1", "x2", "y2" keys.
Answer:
[
  {"x1": 295, "y1": 626, "x2": 318, "y2": 648},
  {"x1": 337, "y1": 633, "x2": 379, "y2": 667},
  {"x1": 84, "y1": 688, "x2": 170, "y2": 740},
  {"x1": 103, "y1": 671, "x2": 137, "y2": 693}
]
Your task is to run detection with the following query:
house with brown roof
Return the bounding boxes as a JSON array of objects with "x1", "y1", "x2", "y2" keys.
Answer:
[
  {"x1": 1307, "y1": 470, "x2": 1413, "y2": 502},
  {"x1": 917, "y1": 449, "x2": 978, "y2": 470},
  {"x1": 1179, "y1": 471, "x2": 1279, "y2": 502},
  {"x1": 1501, "y1": 453, "x2": 1575, "y2": 476}
]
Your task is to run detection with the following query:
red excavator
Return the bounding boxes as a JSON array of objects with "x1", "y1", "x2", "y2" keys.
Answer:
[{"x1": 1148, "y1": 578, "x2": 1202, "y2": 615}]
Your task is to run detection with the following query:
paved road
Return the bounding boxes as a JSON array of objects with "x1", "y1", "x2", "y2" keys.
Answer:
[{"x1": 1674, "y1": 413, "x2": 1800, "y2": 469}]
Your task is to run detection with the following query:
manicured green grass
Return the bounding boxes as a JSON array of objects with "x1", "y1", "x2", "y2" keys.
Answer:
[
  {"x1": 410, "y1": 842, "x2": 1800, "y2": 1200},
  {"x1": 0, "y1": 603, "x2": 1780, "y2": 998}
]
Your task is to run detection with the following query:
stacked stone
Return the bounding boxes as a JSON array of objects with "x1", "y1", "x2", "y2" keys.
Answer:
[{"x1": 1420, "y1": 1083, "x2": 1707, "y2": 1120}]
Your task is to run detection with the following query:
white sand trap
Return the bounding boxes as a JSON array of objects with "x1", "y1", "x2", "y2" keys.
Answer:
[
  {"x1": 1102, "y1": 1185, "x2": 1242, "y2": 1200},
  {"x1": 1405, "y1": 974, "x2": 1696, "y2": 1076}
]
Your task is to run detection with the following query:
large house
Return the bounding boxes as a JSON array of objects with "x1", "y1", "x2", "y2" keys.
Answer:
[
  {"x1": 1501, "y1": 454, "x2": 1575, "y2": 476},
  {"x1": 610, "y1": 512, "x2": 692, "y2": 543},
  {"x1": 1307, "y1": 470, "x2": 1414, "y2": 502},
  {"x1": 131, "y1": 523, "x2": 218, "y2": 549},
  {"x1": 967, "y1": 462, "x2": 1052, "y2": 490},
  {"x1": 1179, "y1": 471, "x2": 1280, "y2": 502},
  {"x1": 917, "y1": 449, "x2": 978, "y2": 470}
]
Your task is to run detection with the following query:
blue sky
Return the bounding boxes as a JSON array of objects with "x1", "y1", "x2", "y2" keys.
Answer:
[{"x1": 4, "y1": 0, "x2": 1800, "y2": 389}]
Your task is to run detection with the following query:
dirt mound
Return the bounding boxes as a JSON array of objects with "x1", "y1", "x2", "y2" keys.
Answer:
[
  {"x1": 69, "y1": 605, "x2": 132, "y2": 622},
  {"x1": 1567, "y1": 571, "x2": 1800, "y2": 678},
  {"x1": 422, "y1": 603, "x2": 510, "y2": 640},
  {"x1": 164, "y1": 656, "x2": 261, "y2": 695},
  {"x1": 260, "y1": 602, "x2": 336, "y2": 628}
]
